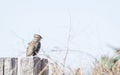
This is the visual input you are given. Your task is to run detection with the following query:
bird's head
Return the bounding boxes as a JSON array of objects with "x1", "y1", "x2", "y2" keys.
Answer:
[{"x1": 33, "y1": 34, "x2": 42, "y2": 42}]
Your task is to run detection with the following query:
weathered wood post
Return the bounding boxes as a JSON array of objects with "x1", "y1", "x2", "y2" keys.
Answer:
[
  {"x1": 4, "y1": 58, "x2": 18, "y2": 75},
  {"x1": 41, "y1": 59, "x2": 49, "y2": 75},
  {"x1": 0, "y1": 58, "x2": 4, "y2": 75},
  {"x1": 19, "y1": 57, "x2": 48, "y2": 75},
  {"x1": 19, "y1": 57, "x2": 34, "y2": 75},
  {"x1": 33, "y1": 57, "x2": 41, "y2": 75},
  {"x1": 0, "y1": 57, "x2": 48, "y2": 75}
]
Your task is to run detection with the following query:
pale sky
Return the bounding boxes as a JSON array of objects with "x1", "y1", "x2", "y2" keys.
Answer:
[{"x1": 0, "y1": 0, "x2": 120, "y2": 74}]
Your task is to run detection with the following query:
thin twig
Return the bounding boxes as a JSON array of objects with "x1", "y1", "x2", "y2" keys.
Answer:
[{"x1": 64, "y1": 9, "x2": 72, "y2": 65}]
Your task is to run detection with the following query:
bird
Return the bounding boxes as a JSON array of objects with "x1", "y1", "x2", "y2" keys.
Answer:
[{"x1": 26, "y1": 34, "x2": 42, "y2": 56}]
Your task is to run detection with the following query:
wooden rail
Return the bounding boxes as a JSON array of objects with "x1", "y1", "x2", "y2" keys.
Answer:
[{"x1": 0, "y1": 57, "x2": 48, "y2": 75}]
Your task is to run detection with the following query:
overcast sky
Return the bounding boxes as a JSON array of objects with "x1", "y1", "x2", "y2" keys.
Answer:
[{"x1": 0, "y1": 0, "x2": 120, "y2": 74}]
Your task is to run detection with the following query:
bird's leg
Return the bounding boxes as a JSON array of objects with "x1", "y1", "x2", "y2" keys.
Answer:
[{"x1": 33, "y1": 52, "x2": 36, "y2": 56}]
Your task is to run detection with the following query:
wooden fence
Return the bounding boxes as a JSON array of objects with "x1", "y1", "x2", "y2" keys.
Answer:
[{"x1": 0, "y1": 57, "x2": 48, "y2": 75}]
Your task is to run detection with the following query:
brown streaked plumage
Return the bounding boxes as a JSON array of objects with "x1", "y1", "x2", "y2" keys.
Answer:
[{"x1": 26, "y1": 34, "x2": 42, "y2": 56}]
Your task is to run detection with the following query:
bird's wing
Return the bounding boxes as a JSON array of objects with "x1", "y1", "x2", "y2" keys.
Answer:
[
  {"x1": 26, "y1": 44, "x2": 35, "y2": 56},
  {"x1": 34, "y1": 42, "x2": 41, "y2": 53}
]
